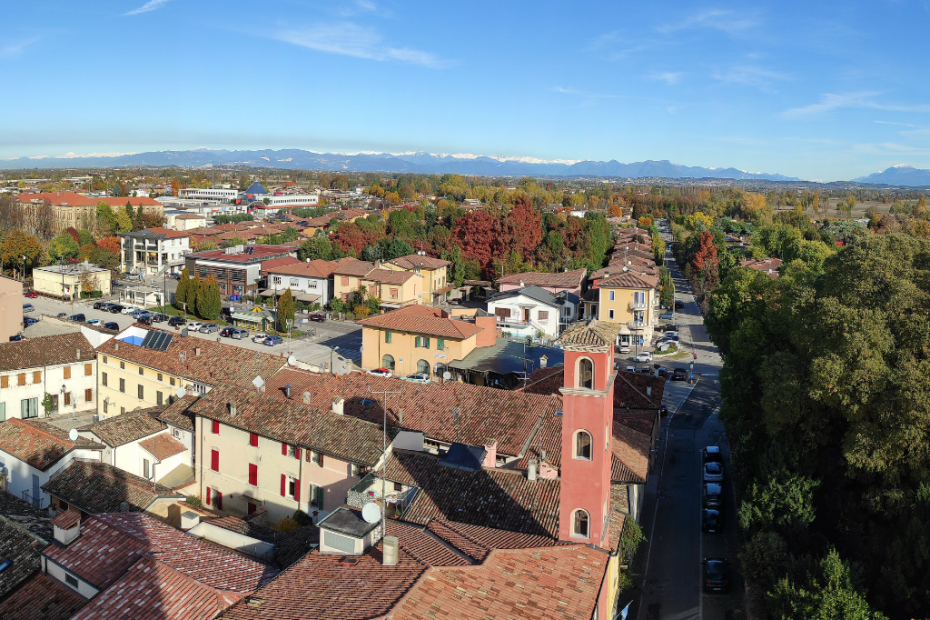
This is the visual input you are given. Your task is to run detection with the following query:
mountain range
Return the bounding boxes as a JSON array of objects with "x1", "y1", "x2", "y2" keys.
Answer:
[
  {"x1": 852, "y1": 165, "x2": 930, "y2": 187},
  {"x1": 1, "y1": 148, "x2": 803, "y2": 181}
]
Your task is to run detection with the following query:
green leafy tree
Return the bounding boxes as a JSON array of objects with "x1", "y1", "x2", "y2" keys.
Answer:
[
  {"x1": 188, "y1": 274, "x2": 200, "y2": 316},
  {"x1": 1, "y1": 230, "x2": 43, "y2": 278},
  {"x1": 96, "y1": 201, "x2": 118, "y2": 235},
  {"x1": 174, "y1": 267, "x2": 190, "y2": 311},
  {"x1": 298, "y1": 236, "x2": 333, "y2": 261},
  {"x1": 278, "y1": 288, "x2": 295, "y2": 332},
  {"x1": 77, "y1": 229, "x2": 94, "y2": 246},
  {"x1": 659, "y1": 266, "x2": 675, "y2": 309},
  {"x1": 197, "y1": 276, "x2": 221, "y2": 320},
  {"x1": 49, "y1": 231, "x2": 81, "y2": 261},
  {"x1": 115, "y1": 208, "x2": 132, "y2": 233}
]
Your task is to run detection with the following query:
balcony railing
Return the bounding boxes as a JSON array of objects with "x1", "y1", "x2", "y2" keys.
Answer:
[
  {"x1": 629, "y1": 320, "x2": 647, "y2": 330},
  {"x1": 21, "y1": 490, "x2": 45, "y2": 509},
  {"x1": 628, "y1": 300, "x2": 648, "y2": 310}
]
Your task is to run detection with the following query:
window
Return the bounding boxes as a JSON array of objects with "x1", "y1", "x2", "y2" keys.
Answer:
[
  {"x1": 390, "y1": 287, "x2": 398, "y2": 298},
  {"x1": 210, "y1": 449, "x2": 219, "y2": 472},
  {"x1": 102, "y1": 372, "x2": 107, "y2": 387},
  {"x1": 385, "y1": 331, "x2": 392, "y2": 344},
  {"x1": 170, "y1": 378, "x2": 175, "y2": 386},
  {"x1": 138, "y1": 367, "x2": 144, "y2": 376},
  {"x1": 272, "y1": 276, "x2": 282, "y2": 286},
  {"x1": 211, "y1": 420, "x2": 220, "y2": 434},
  {"x1": 437, "y1": 339, "x2": 444, "y2": 351},
  {"x1": 341, "y1": 277, "x2": 349, "y2": 286},
  {"x1": 281, "y1": 474, "x2": 300, "y2": 500},
  {"x1": 609, "y1": 290, "x2": 615, "y2": 301},
  {"x1": 495, "y1": 308, "x2": 511, "y2": 318},
  {"x1": 143, "y1": 459, "x2": 150, "y2": 479},
  {"x1": 84, "y1": 363, "x2": 92, "y2": 376},
  {"x1": 634, "y1": 291, "x2": 645, "y2": 304},
  {"x1": 156, "y1": 392, "x2": 163, "y2": 406},
  {"x1": 85, "y1": 389, "x2": 93, "y2": 402},
  {"x1": 64, "y1": 392, "x2": 71, "y2": 406},
  {"x1": 608, "y1": 309, "x2": 615, "y2": 320},
  {"x1": 120, "y1": 362, "x2": 125, "y2": 370},
  {"x1": 64, "y1": 573, "x2": 79, "y2": 589},
  {"x1": 538, "y1": 311, "x2": 549, "y2": 321},
  {"x1": 308, "y1": 484, "x2": 324, "y2": 510},
  {"x1": 0, "y1": 376, "x2": 6, "y2": 389},
  {"x1": 103, "y1": 400, "x2": 108, "y2": 414},
  {"x1": 574, "y1": 430, "x2": 593, "y2": 460},
  {"x1": 33, "y1": 371, "x2": 40, "y2": 384},
  {"x1": 0, "y1": 402, "x2": 5, "y2": 422},
  {"x1": 382, "y1": 354, "x2": 395, "y2": 370},
  {"x1": 157, "y1": 373, "x2": 163, "y2": 382},
  {"x1": 417, "y1": 360, "x2": 430, "y2": 376},
  {"x1": 248, "y1": 463, "x2": 258, "y2": 486},
  {"x1": 17, "y1": 374, "x2": 24, "y2": 387},
  {"x1": 290, "y1": 278, "x2": 299, "y2": 287},
  {"x1": 578, "y1": 358, "x2": 594, "y2": 389},
  {"x1": 137, "y1": 385, "x2": 144, "y2": 399},
  {"x1": 249, "y1": 432, "x2": 259, "y2": 447},
  {"x1": 572, "y1": 509, "x2": 590, "y2": 538},
  {"x1": 21, "y1": 398, "x2": 38, "y2": 419},
  {"x1": 415, "y1": 337, "x2": 429, "y2": 349},
  {"x1": 103, "y1": 356, "x2": 108, "y2": 364},
  {"x1": 64, "y1": 366, "x2": 71, "y2": 380}
]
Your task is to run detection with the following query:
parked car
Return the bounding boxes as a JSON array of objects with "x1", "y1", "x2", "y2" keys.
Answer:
[
  {"x1": 656, "y1": 367, "x2": 669, "y2": 378},
  {"x1": 168, "y1": 316, "x2": 187, "y2": 327},
  {"x1": 151, "y1": 313, "x2": 168, "y2": 323},
  {"x1": 186, "y1": 322, "x2": 203, "y2": 331},
  {"x1": 166, "y1": 273, "x2": 180, "y2": 280},
  {"x1": 24, "y1": 290, "x2": 38, "y2": 299},
  {"x1": 366, "y1": 368, "x2": 393, "y2": 378},
  {"x1": 671, "y1": 367, "x2": 689, "y2": 381},
  {"x1": 199, "y1": 323, "x2": 219, "y2": 334},
  {"x1": 633, "y1": 352, "x2": 653, "y2": 363},
  {"x1": 109, "y1": 304, "x2": 125, "y2": 314},
  {"x1": 220, "y1": 327, "x2": 236, "y2": 338},
  {"x1": 618, "y1": 345, "x2": 631, "y2": 354},
  {"x1": 402, "y1": 373, "x2": 430, "y2": 384},
  {"x1": 69, "y1": 314, "x2": 86, "y2": 322},
  {"x1": 659, "y1": 311, "x2": 674, "y2": 320},
  {"x1": 231, "y1": 328, "x2": 248, "y2": 339},
  {"x1": 220, "y1": 306, "x2": 235, "y2": 319},
  {"x1": 103, "y1": 322, "x2": 120, "y2": 331},
  {"x1": 702, "y1": 558, "x2": 731, "y2": 593},
  {"x1": 56, "y1": 312, "x2": 68, "y2": 319},
  {"x1": 703, "y1": 461, "x2": 724, "y2": 483},
  {"x1": 660, "y1": 402, "x2": 669, "y2": 417},
  {"x1": 702, "y1": 509, "x2": 724, "y2": 534},
  {"x1": 638, "y1": 366, "x2": 653, "y2": 374},
  {"x1": 263, "y1": 335, "x2": 283, "y2": 346},
  {"x1": 703, "y1": 483, "x2": 724, "y2": 508},
  {"x1": 121, "y1": 306, "x2": 139, "y2": 315},
  {"x1": 252, "y1": 332, "x2": 268, "y2": 343},
  {"x1": 85, "y1": 318, "x2": 101, "y2": 326},
  {"x1": 24, "y1": 317, "x2": 39, "y2": 327},
  {"x1": 9, "y1": 335, "x2": 23, "y2": 342},
  {"x1": 703, "y1": 445, "x2": 722, "y2": 463},
  {"x1": 22, "y1": 303, "x2": 34, "y2": 313},
  {"x1": 93, "y1": 301, "x2": 109, "y2": 310},
  {"x1": 309, "y1": 313, "x2": 326, "y2": 322},
  {"x1": 674, "y1": 300, "x2": 685, "y2": 309}
]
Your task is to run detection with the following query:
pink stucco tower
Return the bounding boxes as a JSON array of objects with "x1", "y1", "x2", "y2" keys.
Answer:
[{"x1": 558, "y1": 321, "x2": 617, "y2": 548}]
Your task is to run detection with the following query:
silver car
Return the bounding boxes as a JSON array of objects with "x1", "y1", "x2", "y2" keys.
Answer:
[
  {"x1": 703, "y1": 461, "x2": 724, "y2": 483},
  {"x1": 199, "y1": 323, "x2": 220, "y2": 334}
]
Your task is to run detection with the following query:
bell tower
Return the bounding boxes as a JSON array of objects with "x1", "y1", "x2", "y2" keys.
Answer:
[{"x1": 558, "y1": 321, "x2": 617, "y2": 547}]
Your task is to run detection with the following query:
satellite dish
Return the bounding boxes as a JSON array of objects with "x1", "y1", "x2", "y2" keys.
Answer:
[
  {"x1": 287, "y1": 355, "x2": 297, "y2": 366},
  {"x1": 443, "y1": 371, "x2": 452, "y2": 380},
  {"x1": 68, "y1": 428, "x2": 79, "y2": 442},
  {"x1": 362, "y1": 502, "x2": 382, "y2": 525},
  {"x1": 176, "y1": 388, "x2": 186, "y2": 399},
  {"x1": 252, "y1": 375, "x2": 265, "y2": 389}
]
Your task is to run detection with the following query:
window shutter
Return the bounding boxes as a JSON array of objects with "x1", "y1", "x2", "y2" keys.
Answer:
[
  {"x1": 212, "y1": 420, "x2": 219, "y2": 434},
  {"x1": 211, "y1": 449, "x2": 219, "y2": 471},
  {"x1": 206, "y1": 487, "x2": 211, "y2": 505},
  {"x1": 294, "y1": 480, "x2": 300, "y2": 502},
  {"x1": 424, "y1": 337, "x2": 430, "y2": 349},
  {"x1": 280, "y1": 474, "x2": 286, "y2": 497},
  {"x1": 64, "y1": 366, "x2": 71, "y2": 380},
  {"x1": 415, "y1": 336, "x2": 421, "y2": 347},
  {"x1": 85, "y1": 363, "x2": 92, "y2": 376},
  {"x1": 295, "y1": 448, "x2": 301, "y2": 460},
  {"x1": 216, "y1": 491, "x2": 222, "y2": 510},
  {"x1": 281, "y1": 442, "x2": 287, "y2": 456},
  {"x1": 319, "y1": 453, "x2": 325, "y2": 468},
  {"x1": 248, "y1": 464, "x2": 257, "y2": 486},
  {"x1": 250, "y1": 433, "x2": 258, "y2": 447}
]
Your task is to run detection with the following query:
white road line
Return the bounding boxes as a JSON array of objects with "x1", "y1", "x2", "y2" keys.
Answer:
[{"x1": 698, "y1": 441, "x2": 704, "y2": 620}]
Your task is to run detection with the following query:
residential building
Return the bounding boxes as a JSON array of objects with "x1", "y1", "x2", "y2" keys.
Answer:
[
  {"x1": 94, "y1": 326, "x2": 287, "y2": 418},
  {"x1": 264, "y1": 257, "x2": 337, "y2": 307},
  {"x1": 446, "y1": 338, "x2": 565, "y2": 389},
  {"x1": 360, "y1": 267, "x2": 422, "y2": 309},
  {"x1": 178, "y1": 187, "x2": 239, "y2": 201},
  {"x1": 184, "y1": 244, "x2": 297, "y2": 300},
  {"x1": 250, "y1": 194, "x2": 320, "y2": 218},
  {"x1": 357, "y1": 305, "x2": 496, "y2": 377},
  {"x1": 15, "y1": 192, "x2": 164, "y2": 232},
  {"x1": 330, "y1": 257, "x2": 376, "y2": 301},
  {"x1": 0, "y1": 418, "x2": 103, "y2": 508},
  {"x1": 164, "y1": 211, "x2": 207, "y2": 230},
  {"x1": 739, "y1": 257, "x2": 783, "y2": 277},
  {"x1": 594, "y1": 268, "x2": 660, "y2": 346},
  {"x1": 496, "y1": 267, "x2": 587, "y2": 297},
  {"x1": 120, "y1": 227, "x2": 191, "y2": 276},
  {"x1": 0, "y1": 572, "x2": 85, "y2": 620},
  {"x1": 486, "y1": 285, "x2": 579, "y2": 339},
  {"x1": 0, "y1": 333, "x2": 98, "y2": 421},
  {"x1": 32, "y1": 261, "x2": 112, "y2": 300},
  {"x1": 384, "y1": 253, "x2": 451, "y2": 305},
  {"x1": 0, "y1": 275, "x2": 23, "y2": 342},
  {"x1": 298, "y1": 208, "x2": 367, "y2": 235}
]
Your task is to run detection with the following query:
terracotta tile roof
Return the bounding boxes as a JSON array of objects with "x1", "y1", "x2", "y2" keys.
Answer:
[
  {"x1": 207, "y1": 515, "x2": 282, "y2": 546},
  {"x1": 97, "y1": 327, "x2": 287, "y2": 392},
  {"x1": 187, "y1": 384, "x2": 391, "y2": 465},
  {"x1": 70, "y1": 557, "x2": 242, "y2": 620},
  {"x1": 739, "y1": 257, "x2": 783, "y2": 277},
  {"x1": 558, "y1": 320, "x2": 621, "y2": 349},
  {"x1": 385, "y1": 520, "x2": 471, "y2": 567},
  {"x1": 41, "y1": 460, "x2": 181, "y2": 514},
  {"x1": 272, "y1": 524, "x2": 320, "y2": 569},
  {"x1": 142, "y1": 227, "x2": 190, "y2": 239},
  {"x1": 426, "y1": 520, "x2": 559, "y2": 563},
  {"x1": 387, "y1": 254, "x2": 451, "y2": 270},
  {"x1": 517, "y1": 364, "x2": 564, "y2": 395},
  {"x1": 496, "y1": 268, "x2": 587, "y2": 289},
  {"x1": 0, "y1": 573, "x2": 86, "y2": 620},
  {"x1": 79, "y1": 405, "x2": 167, "y2": 447},
  {"x1": 332, "y1": 258, "x2": 377, "y2": 276},
  {"x1": 0, "y1": 490, "x2": 53, "y2": 540},
  {"x1": 611, "y1": 423, "x2": 651, "y2": 483},
  {"x1": 0, "y1": 419, "x2": 102, "y2": 471},
  {"x1": 363, "y1": 268, "x2": 417, "y2": 285},
  {"x1": 0, "y1": 518, "x2": 44, "y2": 600},
  {"x1": 45, "y1": 512, "x2": 278, "y2": 592},
  {"x1": 357, "y1": 305, "x2": 484, "y2": 340},
  {"x1": 157, "y1": 394, "x2": 197, "y2": 431},
  {"x1": 614, "y1": 409, "x2": 659, "y2": 437},
  {"x1": 175, "y1": 213, "x2": 205, "y2": 220},
  {"x1": 607, "y1": 485, "x2": 628, "y2": 552},
  {"x1": 0, "y1": 332, "x2": 95, "y2": 372},
  {"x1": 265, "y1": 368, "x2": 562, "y2": 458},
  {"x1": 259, "y1": 256, "x2": 302, "y2": 274},
  {"x1": 514, "y1": 410, "x2": 563, "y2": 470},
  {"x1": 614, "y1": 371, "x2": 666, "y2": 410},
  {"x1": 221, "y1": 546, "x2": 426, "y2": 620},
  {"x1": 189, "y1": 245, "x2": 295, "y2": 263},
  {"x1": 382, "y1": 451, "x2": 561, "y2": 538},
  {"x1": 51, "y1": 508, "x2": 81, "y2": 530},
  {"x1": 265, "y1": 258, "x2": 335, "y2": 279},
  {"x1": 599, "y1": 270, "x2": 659, "y2": 289},
  {"x1": 17, "y1": 191, "x2": 160, "y2": 207},
  {"x1": 387, "y1": 545, "x2": 607, "y2": 620},
  {"x1": 138, "y1": 434, "x2": 187, "y2": 460}
]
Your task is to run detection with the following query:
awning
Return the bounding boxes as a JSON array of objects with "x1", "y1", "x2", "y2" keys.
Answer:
[
  {"x1": 295, "y1": 293, "x2": 320, "y2": 303},
  {"x1": 259, "y1": 289, "x2": 281, "y2": 298},
  {"x1": 231, "y1": 312, "x2": 264, "y2": 322}
]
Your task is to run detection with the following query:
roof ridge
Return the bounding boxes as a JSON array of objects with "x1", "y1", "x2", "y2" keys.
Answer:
[{"x1": 12, "y1": 418, "x2": 72, "y2": 445}]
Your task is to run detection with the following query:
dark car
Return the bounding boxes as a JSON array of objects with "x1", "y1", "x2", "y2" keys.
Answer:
[
  {"x1": 151, "y1": 313, "x2": 168, "y2": 323},
  {"x1": 103, "y1": 322, "x2": 120, "y2": 331},
  {"x1": 56, "y1": 312, "x2": 68, "y2": 319},
  {"x1": 24, "y1": 317, "x2": 39, "y2": 327},
  {"x1": 168, "y1": 316, "x2": 187, "y2": 327},
  {"x1": 220, "y1": 306, "x2": 235, "y2": 319},
  {"x1": 703, "y1": 445, "x2": 722, "y2": 463},
  {"x1": 109, "y1": 304, "x2": 124, "y2": 314},
  {"x1": 309, "y1": 313, "x2": 326, "y2": 322},
  {"x1": 702, "y1": 509, "x2": 724, "y2": 533},
  {"x1": 671, "y1": 367, "x2": 689, "y2": 381},
  {"x1": 703, "y1": 483, "x2": 724, "y2": 508},
  {"x1": 674, "y1": 300, "x2": 685, "y2": 309},
  {"x1": 93, "y1": 301, "x2": 109, "y2": 310},
  {"x1": 9, "y1": 334, "x2": 23, "y2": 342},
  {"x1": 702, "y1": 558, "x2": 731, "y2": 592},
  {"x1": 220, "y1": 327, "x2": 236, "y2": 337},
  {"x1": 69, "y1": 314, "x2": 86, "y2": 322},
  {"x1": 137, "y1": 315, "x2": 153, "y2": 326}
]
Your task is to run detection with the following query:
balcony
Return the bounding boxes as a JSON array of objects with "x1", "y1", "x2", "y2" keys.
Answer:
[
  {"x1": 629, "y1": 320, "x2": 647, "y2": 330},
  {"x1": 629, "y1": 300, "x2": 648, "y2": 310}
]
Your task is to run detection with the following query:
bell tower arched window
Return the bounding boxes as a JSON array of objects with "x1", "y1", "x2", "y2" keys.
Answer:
[
  {"x1": 574, "y1": 430, "x2": 592, "y2": 460},
  {"x1": 578, "y1": 358, "x2": 594, "y2": 389},
  {"x1": 572, "y1": 509, "x2": 590, "y2": 538}
]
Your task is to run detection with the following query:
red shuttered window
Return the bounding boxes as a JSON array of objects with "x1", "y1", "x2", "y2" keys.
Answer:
[
  {"x1": 249, "y1": 433, "x2": 258, "y2": 447},
  {"x1": 248, "y1": 464, "x2": 257, "y2": 486},
  {"x1": 295, "y1": 448, "x2": 301, "y2": 460},
  {"x1": 211, "y1": 449, "x2": 219, "y2": 472},
  {"x1": 281, "y1": 442, "x2": 287, "y2": 456},
  {"x1": 212, "y1": 420, "x2": 219, "y2": 434},
  {"x1": 206, "y1": 487, "x2": 211, "y2": 505},
  {"x1": 294, "y1": 479, "x2": 300, "y2": 502},
  {"x1": 280, "y1": 474, "x2": 286, "y2": 496},
  {"x1": 216, "y1": 490, "x2": 223, "y2": 510}
]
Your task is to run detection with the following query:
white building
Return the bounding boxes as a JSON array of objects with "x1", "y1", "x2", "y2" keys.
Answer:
[
  {"x1": 486, "y1": 285, "x2": 579, "y2": 340},
  {"x1": 0, "y1": 333, "x2": 99, "y2": 421},
  {"x1": 179, "y1": 187, "x2": 240, "y2": 201},
  {"x1": 251, "y1": 194, "x2": 320, "y2": 218},
  {"x1": 120, "y1": 227, "x2": 192, "y2": 277},
  {"x1": 165, "y1": 211, "x2": 207, "y2": 231},
  {"x1": 0, "y1": 418, "x2": 103, "y2": 509},
  {"x1": 263, "y1": 258, "x2": 337, "y2": 308}
]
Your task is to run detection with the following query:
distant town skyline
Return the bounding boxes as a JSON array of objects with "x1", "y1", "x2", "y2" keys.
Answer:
[{"x1": 2, "y1": 0, "x2": 928, "y2": 181}]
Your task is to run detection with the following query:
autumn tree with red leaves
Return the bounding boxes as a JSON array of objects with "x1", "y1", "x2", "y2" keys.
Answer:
[
  {"x1": 691, "y1": 230, "x2": 720, "y2": 292},
  {"x1": 64, "y1": 227, "x2": 81, "y2": 244},
  {"x1": 97, "y1": 236, "x2": 121, "y2": 255},
  {"x1": 451, "y1": 210, "x2": 504, "y2": 277},
  {"x1": 502, "y1": 197, "x2": 543, "y2": 263}
]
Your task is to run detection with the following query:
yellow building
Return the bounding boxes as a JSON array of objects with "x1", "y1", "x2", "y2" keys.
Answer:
[
  {"x1": 596, "y1": 271, "x2": 659, "y2": 346},
  {"x1": 357, "y1": 305, "x2": 496, "y2": 378},
  {"x1": 95, "y1": 326, "x2": 286, "y2": 418},
  {"x1": 332, "y1": 259, "x2": 423, "y2": 309},
  {"x1": 383, "y1": 254, "x2": 451, "y2": 305},
  {"x1": 331, "y1": 258, "x2": 377, "y2": 302},
  {"x1": 33, "y1": 262, "x2": 112, "y2": 301}
]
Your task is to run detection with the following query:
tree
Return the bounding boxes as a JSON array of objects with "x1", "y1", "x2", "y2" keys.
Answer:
[
  {"x1": 685, "y1": 212, "x2": 714, "y2": 230},
  {"x1": 115, "y1": 208, "x2": 132, "y2": 233},
  {"x1": 78, "y1": 269, "x2": 99, "y2": 296},
  {"x1": 638, "y1": 215, "x2": 653, "y2": 228},
  {"x1": 175, "y1": 267, "x2": 191, "y2": 311},
  {"x1": 278, "y1": 288, "x2": 295, "y2": 332},
  {"x1": 96, "y1": 201, "x2": 118, "y2": 235},
  {"x1": 1, "y1": 230, "x2": 43, "y2": 278},
  {"x1": 64, "y1": 227, "x2": 80, "y2": 244},
  {"x1": 97, "y1": 236, "x2": 121, "y2": 255},
  {"x1": 502, "y1": 197, "x2": 543, "y2": 263},
  {"x1": 659, "y1": 266, "x2": 675, "y2": 309},
  {"x1": 77, "y1": 229, "x2": 94, "y2": 246},
  {"x1": 451, "y1": 210, "x2": 503, "y2": 277},
  {"x1": 197, "y1": 276, "x2": 221, "y2": 320},
  {"x1": 49, "y1": 232, "x2": 81, "y2": 261},
  {"x1": 298, "y1": 236, "x2": 333, "y2": 261}
]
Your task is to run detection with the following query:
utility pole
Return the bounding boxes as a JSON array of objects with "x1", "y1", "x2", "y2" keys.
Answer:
[{"x1": 368, "y1": 385, "x2": 400, "y2": 543}]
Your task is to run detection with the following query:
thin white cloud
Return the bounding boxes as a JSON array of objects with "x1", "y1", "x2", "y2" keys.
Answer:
[
  {"x1": 784, "y1": 92, "x2": 930, "y2": 118},
  {"x1": 125, "y1": 0, "x2": 172, "y2": 16},
  {"x1": 339, "y1": 0, "x2": 379, "y2": 17},
  {"x1": 647, "y1": 72, "x2": 684, "y2": 86},
  {"x1": 657, "y1": 9, "x2": 760, "y2": 36},
  {"x1": 0, "y1": 37, "x2": 40, "y2": 59},
  {"x1": 552, "y1": 86, "x2": 624, "y2": 99},
  {"x1": 713, "y1": 66, "x2": 790, "y2": 91},
  {"x1": 271, "y1": 22, "x2": 448, "y2": 68},
  {"x1": 873, "y1": 120, "x2": 917, "y2": 127}
]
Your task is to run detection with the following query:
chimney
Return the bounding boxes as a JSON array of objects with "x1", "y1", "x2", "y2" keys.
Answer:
[
  {"x1": 284, "y1": 384, "x2": 292, "y2": 399},
  {"x1": 539, "y1": 355, "x2": 548, "y2": 369},
  {"x1": 482, "y1": 441, "x2": 497, "y2": 468},
  {"x1": 180, "y1": 511, "x2": 201, "y2": 530},
  {"x1": 528, "y1": 459, "x2": 538, "y2": 482},
  {"x1": 397, "y1": 409, "x2": 404, "y2": 425},
  {"x1": 195, "y1": 347, "x2": 201, "y2": 356},
  {"x1": 519, "y1": 280, "x2": 524, "y2": 288},
  {"x1": 52, "y1": 510, "x2": 82, "y2": 546},
  {"x1": 76, "y1": 349, "x2": 81, "y2": 360},
  {"x1": 114, "y1": 342, "x2": 120, "y2": 351},
  {"x1": 331, "y1": 397, "x2": 344, "y2": 415},
  {"x1": 120, "y1": 501, "x2": 130, "y2": 512},
  {"x1": 382, "y1": 535, "x2": 399, "y2": 566},
  {"x1": 302, "y1": 391, "x2": 311, "y2": 405},
  {"x1": 540, "y1": 449, "x2": 547, "y2": 461},
  {"x1": 228, "y1": 402, "x2": 237, "y2": 418},
  {"x1": 646, "y1": 386, "x2": 652, "y2": 396}
]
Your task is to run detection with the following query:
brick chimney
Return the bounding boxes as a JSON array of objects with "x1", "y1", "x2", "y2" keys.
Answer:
[{"x1": 52, "y1": 509, "x2": 82, "y2": 546}]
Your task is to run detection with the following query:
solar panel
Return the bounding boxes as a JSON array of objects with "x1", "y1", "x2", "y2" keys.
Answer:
[{"x1": 141, "y1": 330, "x2": 173, "y2": 352}]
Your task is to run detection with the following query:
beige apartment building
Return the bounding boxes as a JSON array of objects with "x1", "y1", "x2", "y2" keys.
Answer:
[
  {"x1": 0, "y1": 276, "x2": 23, "y2": 342},
  {"x1": 384, "y1": 253, "x2": 451, "y2": 305},
  {"x1": 596, "y1": 271, "x2": 659, "y2": 346},
  {"x1": 16, "y1": 192, "x2": 164, "y2": 232},
  {"x1": 32, "y1": 262, "x2": 112, "y2": 300},
  {"x1": 332, "y1": 258, "x2": 423, "y2": 309}
]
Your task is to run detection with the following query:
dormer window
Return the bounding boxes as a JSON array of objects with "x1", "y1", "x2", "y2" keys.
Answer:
[
  {"x1": 572, "y1": 509, "x2": 590, "y2": 538},
  {"x1": 574, "y1": 430, "x2": 592, "y2": 460},
  {"x1": 578, "y1": 358, "x2": 594, "y2": 389}
]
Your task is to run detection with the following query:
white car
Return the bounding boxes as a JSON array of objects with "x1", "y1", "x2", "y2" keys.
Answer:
[
  {"x1": 120, "y1": 306, "x2": 139, "y2": 315},
  {"x1": 402, "y1": 373, "x2": 430, "y2": 384},
  {"x1": 85, "y1": 318, "x2": 101, "y2": 326},
  {"x1": 186, "y1": 322, "x2": 203, "y2": 331},
  {"x1": 618, "y1": 345, "x2": 631, "y2": 354},
  {"x1": 366, "y1": 368, "x2": 393, "y2": 378},
  {"x1": 252, "y1": 332, "x2": 268, "y2": 343},
  {"x1": 633, "y1": 352, "x2": 653, "y2": 363}
]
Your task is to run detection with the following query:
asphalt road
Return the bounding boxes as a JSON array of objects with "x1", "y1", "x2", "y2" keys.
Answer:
[{"x1": 631, "y1": 233, "x2": 744, "y2": 620}]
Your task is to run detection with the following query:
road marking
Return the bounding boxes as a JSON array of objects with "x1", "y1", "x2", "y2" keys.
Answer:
[{"x1": 698, "y1": 441, "x2": 704, "y2": 620}]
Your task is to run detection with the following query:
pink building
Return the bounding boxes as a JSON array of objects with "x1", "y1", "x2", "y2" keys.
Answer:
[{"x1": 0, "y1": 276, "x2": 23, "y2": 342}]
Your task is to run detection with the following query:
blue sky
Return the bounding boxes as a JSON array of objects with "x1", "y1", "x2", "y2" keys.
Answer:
[{"x1": 2, "y1": 0, "x2": 929, "y2": 180}]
